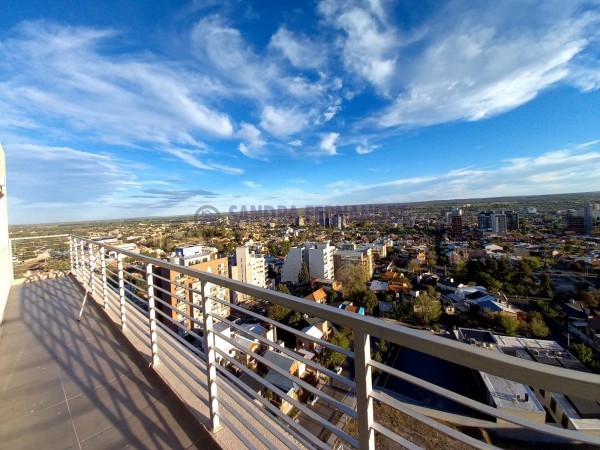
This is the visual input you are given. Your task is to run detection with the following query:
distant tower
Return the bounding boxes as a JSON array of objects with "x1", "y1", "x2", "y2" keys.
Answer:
[
  {"x1": 295, "y1": 215, "x2": 304, "y2": 227},
  {"x1": 450, "y1": 208, "x2": 463, "y2": 237},
  {"x1": 318, "y1": 209, "x2": 331, "y2": 227},
  {"x1": 491, "y1": 213, "x2": 507, "y2": 235}
]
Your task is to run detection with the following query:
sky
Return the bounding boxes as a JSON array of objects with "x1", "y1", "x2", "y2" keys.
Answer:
[{"x1": 1, "y1": 0, "x2": 600, "y2": 224}]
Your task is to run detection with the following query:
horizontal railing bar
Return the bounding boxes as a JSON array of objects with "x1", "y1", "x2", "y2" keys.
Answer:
[
  {"x1": 370, "y1": 360, "x2": 600, "y2": 445},
  {"x1": 149, "y1": 282, "x2": 190, "y2": 306},
  {"x1": 210, "y1": 326, "x2": 356, "y2": 419},
  {"x1": 215, "y1": 414, "x2": 259, "y2": 450},
  {"x1": 156, "y1": 322, "x2": 205, "y2": 362},
  {"x1": 9, "y1": 234, "x2": 69, "y2": 241},
  {"x1": 210, "y1": 312, "x2": 355, "y2": 389},
  {"x1": 211, "y1": 295, "x2": 354, "y2": 358},
  {"x1": 370, "y1": 421, "x2": 422, "y2": 450},
  {"x1": 370, "y1": 390, "x2": 500, "y2": 450},
  {"x1": 216, "y1": 371, "x2": 314, "y2": 450},
  {"x1": 212, "y1": 345, "x2": 357, "y2": 446}
]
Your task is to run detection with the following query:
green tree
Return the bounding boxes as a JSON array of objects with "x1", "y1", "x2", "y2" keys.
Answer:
[
  {"x1": 495, "y1": 314, "x2": 519, "y2": 336},
  {"x1": 276, "y1": 283, "x2": 291, "y2": 295},
  {"x1": 413, "y1": 295, "x2": 442, "y2": 325},
  {"x1": 539, "y1": 273, "x2": 553, "y2": 298},
  {"x1": 569, "y1": 343, "x2": 593, "y2": 364},
  {"x1": 528, "y1": 314, "x2": 550, "y2": 338},
  {"x1": 268, "y1": 303, "x2": 291, "y2": 322},
  {"x1": 336, "y1": 264, "x2": 368, "y2": 295},
  {"x1": 408, "y1": 259, "x2": 421, "y2": 274},
  {"x1": 298, "y1": 261, "x2": 310, "y2": 284},
  {"x1": 322, "y1": 332, "x2": 351, "y2": 368}
]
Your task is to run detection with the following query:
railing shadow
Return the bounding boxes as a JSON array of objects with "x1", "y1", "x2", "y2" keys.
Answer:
[{"x1": 7, "y1": 276, "x2": 218, "y2": 449}]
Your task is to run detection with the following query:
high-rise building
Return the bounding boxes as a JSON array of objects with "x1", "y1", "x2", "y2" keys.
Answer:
[
  {"x1": 155, "y1": 245, "x2": 230, "y2": 333},
  {"x1": 230, "y1": 246, "x2": 267, "y2": 302},
  {"x1": 306, "y1": 242, "x2": 335, "y2": 280},
  {"x1": 478, "y1": 211, "x2": 493, "y2": 231},
  {"x1": 280, "y1": 246, "x2": 306, "y2": 283},
  {"x1": 295, "y1": 215, "x2": 305, "y2": 227},
  {"x1": 450, "y1": 208, "x2": 463, "y2": 237},
  {"x1": 564, "y1": 210, "x2": 586, "y2": 234},
  {"x1": 503, "y1": 210, "x2": 520, "y2": 231},
  {"x1": 491, "y1": 213, "x2": 507, "y2": 235},
  {"x1": 318, "y1": 209, "x2": 331, "y2": 227},
  {"x1": 332, "y1": 213, "x2": 346, "y2": 229}
]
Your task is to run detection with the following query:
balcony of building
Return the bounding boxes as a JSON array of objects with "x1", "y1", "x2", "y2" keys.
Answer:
[{"x1": 2, "y1": 234, "x2": 600, "y2": 450}]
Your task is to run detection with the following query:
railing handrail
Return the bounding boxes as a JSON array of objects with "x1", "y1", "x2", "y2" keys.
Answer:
[
  {"x1": 9, "y1": 234, "x2": 69, "y2": 241},
  {"x1": 72, "y1": 234, "x2": 600, "y2": 402}
]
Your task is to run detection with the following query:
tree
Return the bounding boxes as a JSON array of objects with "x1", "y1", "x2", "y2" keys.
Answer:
[
  {"x1": 268, "y1": 303, "x2": 291, "y2": 322},
  {"x1": 298, "y1": 261, "x2": 310, "y2": 284},
  {"x1": 528, "y1": 315, "x2": 550, "y2": 338},
  {"x1": 539, "y1": 273, "x2": 553, "y2": 298},
  {"x1": 322, "y1": 332, "x2": 351, "y2": 368},
  {"x1": 276, "y1": 283, "x2": 291, "y2": 295},
  {"x1": 495, "y1": 314, "x2": 519, "y2": 336},
  {"x1": 408, "y1": 259, "x2": 421, "y2": 274},
  {"x1": 413, "y1": 295, "x2": 442, "y2": 325},
  {"x1": 569, "y1": 343, "x2": 593, "y2": 364},
  {"x1": 336, "y1": 264, "x2": 368, "y2": 295}
]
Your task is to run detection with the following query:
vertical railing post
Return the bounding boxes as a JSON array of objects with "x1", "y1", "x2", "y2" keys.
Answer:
[
  {"x1": 202, "y1": 280, "x2": 221, "y2": 432},
  {"x1": 69, "y1": 236, "x2": 74, "y2": 275},
  {"x1": 354, "y1": 330, "x2": 375, "y2": 449},
  {"x1": 89, "y1": 243, "x2": 95, "y2": 296},
  {"x1": 74, "y1": 238, "x2": 80, "y2": 279},
  {"x1": 117, "y1": 253, "x2": 127, "y2": 331},
  {"x1": 100, "y1": 246, "x2": 108, "y2": 309},
  {"x1": 79, "y1": 240, "x2": 85, "y2": 281},
  {"x1": 146, "y1": 263, "x2": 160, "y2": 366}
]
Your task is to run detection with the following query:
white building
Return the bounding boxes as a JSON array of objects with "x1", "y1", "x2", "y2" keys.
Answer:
[
  {"x1": 281, "y1": 246, "x2": 306, "y2": 284},
  {"x1": 231, "y1": 246, "x2": 267, "y2": 302},
  {"x1": 306, "y1": 242, "x2": 335, "y2": 280},
  {"x1": 281, "y1": 242, "x2": 335, "y2": 283}
]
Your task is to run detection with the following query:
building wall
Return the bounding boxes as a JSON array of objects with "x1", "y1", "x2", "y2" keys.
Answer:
[
  {"x1": 0, "y1": 145, "x2": 10, "y2": 325},
  {"x1": 281, "y1": 246, "x2": 305, "y2": 283},
  {"x1": 307, "y1": 243, "x2": 335, "y2": 280}
]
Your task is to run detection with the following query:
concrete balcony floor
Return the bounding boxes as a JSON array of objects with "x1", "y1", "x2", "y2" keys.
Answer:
[{"x1": 0, "y1": 277, "x2": 220, "y2": 450}]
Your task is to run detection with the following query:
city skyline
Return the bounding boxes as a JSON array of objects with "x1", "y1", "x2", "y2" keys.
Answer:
[{"x1": 1, "y1": 1, "x2": 600, "y2": 224}]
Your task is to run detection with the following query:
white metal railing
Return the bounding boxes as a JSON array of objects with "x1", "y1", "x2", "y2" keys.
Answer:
[{"x1": 12, "y1": 234, "x2": 600, "y2": 449}]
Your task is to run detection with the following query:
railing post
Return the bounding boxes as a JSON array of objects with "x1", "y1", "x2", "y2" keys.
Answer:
[
  {"x1": 69, "y1": 236, "x2": 74, "y2": 275},
  {"x1": 74, "y1": 238, "x2": 80, "y2": 278},
  {"x1": 88, "y1": 243, "x2": 95, "y2": 296},
  {"x1": 100, "y1": 246, "x2": 108, "y2": 309},
  {"x1": 354, "y1": 330, "x2": 375, "y2": 449},
  {"x1": 146, "y1": 263, "x2": 160, "y2": 366},
  {"x1": 117, "y1": 253, "x2": 127, "y2": 331},
  {"x1": 79, "y1": 240, "x2": 85, "y2": 281},
  {"x1": 202, "y1": 280, "x2": 221, "y2": 432}
]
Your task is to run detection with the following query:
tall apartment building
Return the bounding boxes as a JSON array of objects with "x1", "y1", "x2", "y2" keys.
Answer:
[
  {"x1": 318, "y1": 209, "x2": 331, "y2": 227},
  {"x1": 155, "y1": 245, "x2": 229, "y2": 334},
  {"x1": 503, "y1": 209, "x2": 520, "y2": 230},
  {"x1": 332, "y1": 213, "x2": 347, "y2": 229},
  {"x1": 491, "y1": 213, "x2": 507, "y2": 235},
  {"x1": 230, "y1": 246, "x2": 267, "y2": 302},
  {"x1": 307, "y1": 242, "x2": 335, "y2": 280},
  {"x1": 478, "y1": 211, "x2": 493, "y2": 231},
  {"x1": 450, "y1": 207, "x2": 463, "y2": 237},
  {"x1": 280, "y1": 246, "x2": 306, "y2": 283},
  {"x1": 295, "y1": 215, "x2": 305, "y2": 227},
  {"x1": 565, "y1": 210, "x2": 586, "y2": 234}
]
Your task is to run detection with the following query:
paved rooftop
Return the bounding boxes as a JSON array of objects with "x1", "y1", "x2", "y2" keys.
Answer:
[{"x1": 0, "y1": 277, "x2": 220, "y2": 450}]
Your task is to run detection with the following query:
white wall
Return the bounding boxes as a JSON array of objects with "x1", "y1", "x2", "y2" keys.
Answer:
[{"x1": 0, "y1": 144, "x2": 11, "y2": 325}]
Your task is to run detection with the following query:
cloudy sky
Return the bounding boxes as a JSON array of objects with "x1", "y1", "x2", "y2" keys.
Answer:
[{"x1": 1, "y1": 0, "x2": 599, "y2": 224}]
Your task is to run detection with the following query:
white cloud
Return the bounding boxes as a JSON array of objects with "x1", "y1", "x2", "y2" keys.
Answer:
[
  {"x1": 288, "y1": 140, "x2": 302, "y2": 147},
  {"x1": 0, "y1": 21, "x2": 234, "y2": 145},
  {"x1": 319, "y1": 132, "x2": 340, "y2": 155},
  {"x1": 165, "y1": 148, "x2": 243, "y2": 174},
  {"x1": 327, "y1": 141, "x2": 600, "y2": 204},
  {"x1": 356, "y1": 144, "x2": 379, "y2": 154},
  {"x1": 318, "y1": 0, "x2": 398, "y2": 93},
  {"x1": 374, "y1": 3, "x2": 600, "y2": 127},
  {"x1": 237, "y1": 122, "x2": 266, "y2": 159},
  {"x1": 242, "y1": 181, "x2": 262, "y2": 189},
  {"x1": 269, "y1": 27, "x2": 326, "y2": 70},
  {"x1": 260, "y1": 105, "x2": 309, "y2": 137}
]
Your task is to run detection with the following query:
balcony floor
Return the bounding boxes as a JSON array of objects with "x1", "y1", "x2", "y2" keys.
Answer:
[{"x1": 0, "y1": 276, "x2": 220, "y2": 450}]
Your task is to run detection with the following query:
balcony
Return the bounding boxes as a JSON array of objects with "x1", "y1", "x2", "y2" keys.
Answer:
[{"x1": 2, "y1": 235, "x2": 600, "y2": 449}]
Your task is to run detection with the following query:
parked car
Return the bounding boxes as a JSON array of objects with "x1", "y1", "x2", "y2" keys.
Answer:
[
  {"x1": 307, "y1": 394, "x2": 318, "y2": 406},
  {"x1": 333, "y1": 366, "x2": 343, "y2": 375}
]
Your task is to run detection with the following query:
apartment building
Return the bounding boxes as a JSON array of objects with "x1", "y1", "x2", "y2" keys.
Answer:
[{"x1": 230, "y1": 245, "x2": 267, "y2": 302}]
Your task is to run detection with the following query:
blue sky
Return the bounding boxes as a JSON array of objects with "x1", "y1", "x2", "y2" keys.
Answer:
[{"x1": 1, "y1": 0, "x2": 599, "y2": 224}]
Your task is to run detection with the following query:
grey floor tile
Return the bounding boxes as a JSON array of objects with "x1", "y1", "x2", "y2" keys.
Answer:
[
  {"x1": 0, "y1": 374, "x2": 66, "y2": 418},
  {"x1": 0, "y1": 401, "x2": 78, "y2": 450}
]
